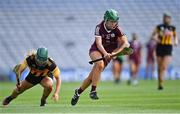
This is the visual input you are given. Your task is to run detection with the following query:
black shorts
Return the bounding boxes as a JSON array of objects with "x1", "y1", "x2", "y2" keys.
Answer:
[
  {"x1": 156, "y1": 44, "x2": 172, "y2": 57},
  {"x1": 25, "y1": 73, "x2": 53, "y2": 85}
]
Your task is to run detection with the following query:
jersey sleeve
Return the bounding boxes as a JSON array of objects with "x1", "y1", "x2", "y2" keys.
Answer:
[
  {"x1": 26, "y1": 55, "x2": 33, "y2": 67},
  {"x1": 172, "y1": 26, "x2": 176, "y2": 37},
  {"x1": 14, "y1": 59, "x2": 28, "y2": 74},
  {"x1": 156, "y1": 25, "x2": 161, "y2": 33},
  {"x1": 22, "y1": 59, "x2": 28, "y2": 68},
  {"x1": 94, "y1": 25, "x2": 101, "y2": 37},
  {"x1": 48, "y1": 58, "x2": 60, "y2": 78},
  {"x1": 116, "y1": 27, "x2": 125, "y2": 37},
  {"x1": 52, "y1": 66, "x2": 60, "y2": 78}
]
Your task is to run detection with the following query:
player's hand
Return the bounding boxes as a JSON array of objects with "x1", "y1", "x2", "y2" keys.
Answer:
[
  {"x1": 52, "y1": 93, "x2": 59, "y2": 102},
  {"x1": 104, "y1": 53, "x2": 112, "y2": 62},
  {"x1": 16, "y1": 83, "x2": 21, "y2": 92},
  {"x1": 111, "y1": 52, "x2": 117, "y2": 59}
]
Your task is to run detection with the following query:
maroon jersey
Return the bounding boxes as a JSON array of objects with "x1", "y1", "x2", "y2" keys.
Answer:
[
  {"x1": 90, "y1": 21, "x2": 125, "y2": 54},
  {"x1": 129, "y1": 40, "x2": 142, "y2": 64},
  {"x1": 146, "y1": 39, "x2": 156, "y2": 63}
]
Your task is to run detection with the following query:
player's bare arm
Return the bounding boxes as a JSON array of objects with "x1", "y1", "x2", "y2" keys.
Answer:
[
  {"x1": 112, "y1": 35, "x2": 130, "y2": 55},
  {"x1": 151, "y1": 28, "x2": 160, "y2": 43},
  {"x1": 95, "y1": 36, "x2": 111, "y2": 60},
  {"x1": 14, "y1": 60, "x2": 28, "y2": 76},
  {"x1": 52, "y1": 67, "x2": 61, "y2": 101},
  {"x1": 173, "y1": 30, "x2": 178, "y2": 46},
  {"x1": 14, "y1": 60, "x2": 28, "y2": 87}
]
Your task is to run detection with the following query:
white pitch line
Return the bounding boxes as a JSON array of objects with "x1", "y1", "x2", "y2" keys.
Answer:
[{"x1": 0, "y1": 104, "x2": 110, "y2": 108}]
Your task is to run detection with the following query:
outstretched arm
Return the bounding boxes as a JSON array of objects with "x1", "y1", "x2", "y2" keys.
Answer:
[
  {"x1": 13, "y1": 60, "x2": 28, "y2": 80},
  {"x1": 13, "y1": 60, "x2": 28, "y2": 90},
  {"x1": 52, "y1": 67, "x2": 61, "y2": 101}
]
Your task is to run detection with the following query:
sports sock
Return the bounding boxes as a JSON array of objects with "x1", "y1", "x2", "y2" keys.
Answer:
[
  {"x1": 91, "y1": 85, "x2": 96, "y2": 92},
  {"x1": 77, "y1": 88, "x2": 83, "y2": 94}
]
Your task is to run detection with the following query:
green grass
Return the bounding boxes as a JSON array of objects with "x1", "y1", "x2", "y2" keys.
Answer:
[{"x1": 0, "y1": 80, "x2": 180, "y2": 113}]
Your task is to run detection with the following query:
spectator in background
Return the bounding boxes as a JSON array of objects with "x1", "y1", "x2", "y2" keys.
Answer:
[
  {"x1": 152, "y1": 12, "x2": 178, "y2": 90},
  {"x1": 145, "y1": 37, "x2": 156, "y2": 80},
  {"x1": 128, "y1": 33, "x2": 142, "y2": 85}
]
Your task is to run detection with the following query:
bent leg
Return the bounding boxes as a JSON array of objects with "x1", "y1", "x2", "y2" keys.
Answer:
[
  {"x1": 3, "y1": 80, "x2": 34, "y2": 105},
  {"x1": 40, "y1": 77, "x2": 53, "y2": 101},
  {"x1": 79, "y1": 51, "x2": 105, "y2": 93},
  {"x1": 11, "y1": 80, "x2": 34, "y2": 98}
]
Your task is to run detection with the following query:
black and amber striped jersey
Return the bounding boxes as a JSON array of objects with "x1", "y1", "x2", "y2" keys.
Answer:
[
  {"x1": 24, "y1": 54, "x2": 60, "y2": 78},
  {"x1": 156, "y1": 24, "x2": 176, "y2": 45}
]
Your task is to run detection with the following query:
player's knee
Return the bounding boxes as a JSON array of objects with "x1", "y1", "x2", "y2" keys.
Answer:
[
  {"x1": 44, "y1": 84, "x2": 53, "y2": 91},
  {"x1": 14, "y1": 88, "x2": 24, "y2": 95},
  {"x1": 95, "y1": 62, "x2": 104, "y2": 71},
  {"x1": 162, "y1": 65, "x2": 167, "y2": 71},
  {"x1": 86, "y1": 76, "x2": 92, "y2": 82},
  {"x1": 159, "y1": 65, "x2": 166, "y2": 71}
]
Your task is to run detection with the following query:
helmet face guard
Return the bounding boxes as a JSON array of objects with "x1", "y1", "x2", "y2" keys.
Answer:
[
  {"x1": 35, "y1": 54, "x2": 48, "y2": 66},
  {"x1": 35, "y1": 47, "x2": 48, "y2": 66},
  {"x1": 104, "y1": 20, "x2": 118, "y2": 30}
]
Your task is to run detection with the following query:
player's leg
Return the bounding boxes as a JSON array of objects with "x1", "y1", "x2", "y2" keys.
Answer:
[
  {"x1": 71, "y1": 51, "x2": 104, "y2": 105},
  {"x1": 151, "y1": 61, "x2": 155, "y2": 80},
  {"x1": 157, "y1": 56, "x2": 164, "y2": 90},
  {"x1": 112, "y1": 60, "x2": 121, "y2": 82},
  {"x1": 40, "y1": 76, "x2": 53, "y2": 106},
  {"x1": 112, "y1": 59, "x2": 122, "y2": 83},
  {"x1": 89, "y1": 51, "x2": 105, "y2": 99},
  {"x1": 71, "y1": 64, "x2": 98, "y2": 106},
  {"x1": 128, "y1": 60, "x2": 136, "y2": 85},
  {"x1": 162, "y1": 56, "x2": 171, "y2": 73},
  {"x1": 2, "y1": 80, "x2": 34, "y2": 105},
  {"x1": 158, "y1": 56, "x2": 171, "y2": 90},
  {"x1": 145, "y1": 60, "x2": 150, "y2": 80},
  {"x1": 80, "y1": 51, "x2": 104, "y2": 92},
  {"x1": 78, "y1": 51, "x2": 104, "y2": 91},
  {"x1": 133, "y1": 62, "x2": 140, "y2": 85}
]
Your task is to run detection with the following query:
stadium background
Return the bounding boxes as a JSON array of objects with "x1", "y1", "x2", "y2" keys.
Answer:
[{"x1": 0, "y1": 0, "x2": 179, "y2": 82}]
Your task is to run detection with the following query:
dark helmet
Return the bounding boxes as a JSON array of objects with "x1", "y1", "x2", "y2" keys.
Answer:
[
  {"x1": 35, "y1": 47, "x2": 48, "y2": 66},
  {"x1": 163, "y1": 12, "x2": 171, "y2": 18}
]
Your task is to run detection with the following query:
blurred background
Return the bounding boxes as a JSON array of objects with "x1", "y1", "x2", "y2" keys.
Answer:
[{"x1": 0, "y1": 0, "x2": 179, "y2": 82}]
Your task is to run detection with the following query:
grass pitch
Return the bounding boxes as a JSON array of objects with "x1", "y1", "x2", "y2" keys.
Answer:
[{"x1": 0, "y1": 80, "x2": 180, "y2": 114}]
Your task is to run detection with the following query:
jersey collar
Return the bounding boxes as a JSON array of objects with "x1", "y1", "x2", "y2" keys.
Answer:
[{"x1": 103, "y1": 21, "x2": 112, "y2": 33}]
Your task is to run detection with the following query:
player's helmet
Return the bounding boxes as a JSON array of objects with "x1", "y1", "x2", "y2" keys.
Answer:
[
  {"x1": 104, "y1": 9, "x2": 119, "y2": 22},
  {"x1": 163, "y1": 12, "x2": 171, "y2": 18},
  {"x1": 35, "y1": 47, "x2": 48, "y2": 66},
  {"x1": 163, "y1": 12, "x2": 171, "y2": 25}
]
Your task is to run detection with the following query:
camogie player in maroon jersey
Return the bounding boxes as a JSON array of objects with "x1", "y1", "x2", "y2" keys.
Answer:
[
  {"x1": 71, "y1": 9, "x2": 130, "y2": 106},
  {"x1": 145, "y1": 37, "x2": 156, "y2": 80},
  {"x1": 128, "y1": 33, "x2": 142, "y2": 85}
]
